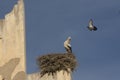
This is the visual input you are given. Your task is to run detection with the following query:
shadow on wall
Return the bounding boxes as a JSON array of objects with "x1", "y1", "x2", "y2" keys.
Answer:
[{"x1": 0, "y1": 58, "x2": 26, "y2": 80}]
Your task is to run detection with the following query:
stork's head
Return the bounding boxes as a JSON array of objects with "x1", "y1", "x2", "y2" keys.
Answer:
[{"x1": 68, "y1": 36, "x2": 71, "y2": 40}]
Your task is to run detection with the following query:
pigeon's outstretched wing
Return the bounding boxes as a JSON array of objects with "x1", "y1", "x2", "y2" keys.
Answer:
[
  {"x1": 89, "y1": 19, "x2": 93, "y2": 26},
  {"x1": 93, "y1": 26, "x2": 97, "y2": 31}
]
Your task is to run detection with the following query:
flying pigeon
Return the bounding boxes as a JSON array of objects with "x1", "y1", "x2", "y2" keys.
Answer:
[
  {"x1": 87, "y1": 19, "x2": 97, "y2": 31},
  {"x1": 64, "y1": 36, "x2": 72, "y2": 53}
]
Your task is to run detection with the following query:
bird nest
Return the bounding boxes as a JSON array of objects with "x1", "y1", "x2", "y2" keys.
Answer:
[{"x1": 37, "y1": 53, "x2": 77, "y2": 77}]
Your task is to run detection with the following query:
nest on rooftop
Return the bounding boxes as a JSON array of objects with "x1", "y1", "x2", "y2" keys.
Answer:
[{"x1": 37, "y1": 53, "x2": 77, "y2": 77}]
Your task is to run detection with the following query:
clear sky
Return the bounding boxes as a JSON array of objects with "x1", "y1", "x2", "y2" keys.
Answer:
[{"x1": 0, "y1": 0, "x2": 120, "y2": 80}]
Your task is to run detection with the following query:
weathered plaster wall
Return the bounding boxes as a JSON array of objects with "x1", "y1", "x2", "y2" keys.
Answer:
[
  {"x1": 0, "y1": 0, "x2": 26, "y2": 80},
  {"x1": 27, "y1": 70, "x2": 72, "y2": 80}
]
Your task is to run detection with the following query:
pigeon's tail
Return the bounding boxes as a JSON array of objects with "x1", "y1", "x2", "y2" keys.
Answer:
[{"x1": 93, "y1": 26, "x2": 97, "y2": 31}]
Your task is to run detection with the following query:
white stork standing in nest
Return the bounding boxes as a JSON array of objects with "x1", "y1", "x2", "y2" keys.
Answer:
[{"x1": 64, "y1": 36, "x2": 72, "y2": 53}]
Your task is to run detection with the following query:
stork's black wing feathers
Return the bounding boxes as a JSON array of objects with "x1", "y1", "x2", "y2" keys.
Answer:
[{"x1": 68, "y1": 46, "x2": 72, "y2": 53}]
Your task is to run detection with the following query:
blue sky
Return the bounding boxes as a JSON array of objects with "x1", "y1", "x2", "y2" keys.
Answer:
[{"x1": 0, "y1": 0, "x2": 120, "y2": 80}]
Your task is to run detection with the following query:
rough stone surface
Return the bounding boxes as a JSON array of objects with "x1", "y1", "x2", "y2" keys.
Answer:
[
  {"x1": 0, "y1": 0, "x2": 26, "y2": 80},
  {"x1": 27, "y1": 70, "x2": 72, "y2": 80}
]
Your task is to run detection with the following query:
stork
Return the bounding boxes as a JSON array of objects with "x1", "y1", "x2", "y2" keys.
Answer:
[{"x1": 64, "y1": 36, "x2": 72, "y2": 53}]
